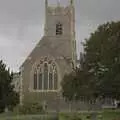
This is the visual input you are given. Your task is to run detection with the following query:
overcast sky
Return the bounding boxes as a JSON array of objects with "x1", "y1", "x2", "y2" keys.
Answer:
[{"x1": 0, "y1": 0, "x2": 120, "y2": 72}]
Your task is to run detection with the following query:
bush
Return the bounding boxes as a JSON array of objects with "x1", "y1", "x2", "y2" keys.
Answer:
[
  {"x1": 71, "y1": 114, "x2": 82, "y2": 120},
  {"x1": 86, "y1": 115, "x2": 91, "y2": 119},
  {"x1": 0, "y1": 101, "x2": 5, "y2": 113},
  {"x1": 17, "y1": 102, "x2": 45, "y2": 114}
]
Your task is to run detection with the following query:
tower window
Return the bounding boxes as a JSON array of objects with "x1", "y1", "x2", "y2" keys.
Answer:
[{"x1": 56, "y1": 23, "x2": 63, "y2": 35}]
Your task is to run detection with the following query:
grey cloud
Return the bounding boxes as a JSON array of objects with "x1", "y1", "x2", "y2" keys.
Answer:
[
  {"x1": 0, "y1": 0, "x2": 120, "y2": 71},
  {"x1": 79, "y1": 0, "x2": 120, "y2": 23}
]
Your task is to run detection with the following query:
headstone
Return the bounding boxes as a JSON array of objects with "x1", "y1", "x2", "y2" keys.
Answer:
[
  {"x1": 98, "y1": 114, "x2": 103, "y2": 120},
  {"x1": 4, "y1": 107, "x2": 8, "y2": 113},
  {"x1": 90, "y1": 113, "x2": 97, "y2": 120}
]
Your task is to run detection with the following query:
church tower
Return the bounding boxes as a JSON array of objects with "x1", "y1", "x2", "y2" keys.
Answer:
[{"x1": 20, "y1": 0, "x2": 77, "y2": 110}]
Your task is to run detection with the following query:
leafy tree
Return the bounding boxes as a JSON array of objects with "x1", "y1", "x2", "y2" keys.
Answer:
[
  {"x1": 0, "y1": 60, "x2": 19, "y2": 112},
  {"x1": 62, "y1": 21, "x2": 120, "y2": 106},
  {"x1": 61, "y1": 67, "x2": 95, "y2": 102},
  {"x1": 84, "y1": 21, "x2": 120, "y2": 100}
]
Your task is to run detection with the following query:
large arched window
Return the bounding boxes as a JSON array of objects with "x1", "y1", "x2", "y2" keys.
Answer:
[{"x1": 33, "y1": 58, "x2": 58, "y2": 91}]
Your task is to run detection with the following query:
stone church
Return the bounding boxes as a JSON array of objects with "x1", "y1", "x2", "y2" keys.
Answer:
[{"x1": 19, "y1": 0, "x2": 77, "y2": 111}]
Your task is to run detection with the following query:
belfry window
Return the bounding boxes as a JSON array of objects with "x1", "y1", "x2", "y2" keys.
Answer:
[
  {"x1": 33, "y1": 58, "x2": 58, "y2": 91},
  {"x1": 56, "y1": 23, "x2": 63, "y2": 35}
]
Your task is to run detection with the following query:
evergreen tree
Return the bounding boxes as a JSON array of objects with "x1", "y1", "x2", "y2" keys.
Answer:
[{"x1": 0, "y1": 60, "x2": 19, "y2": 112}]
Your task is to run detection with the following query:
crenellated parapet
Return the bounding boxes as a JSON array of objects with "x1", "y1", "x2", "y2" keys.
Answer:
[{"x1": 47, "y1": 6, "x2": 71, "y2": 15}]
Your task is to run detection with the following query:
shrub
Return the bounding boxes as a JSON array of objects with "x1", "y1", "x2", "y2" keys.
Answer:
[
  {"x1": 68, "y1": 114, "x2": 82, "y2": 120},
  {"x1": 72, "y1": 115, "x2": 82, "y2": 120},
  {"x1": 17, "y1": 102, "x2": 45, "y2": 114},
  {"x1": 86, "y1": 115, "x2": 91, "y2": 119}
]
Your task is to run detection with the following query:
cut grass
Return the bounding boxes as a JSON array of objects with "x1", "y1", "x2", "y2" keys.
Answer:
[
  {"x1": 0, "y1": 113, "x2": 58, "y2": 120},
  {"x1": 102, "y1": 110, "x2": 120, "y2": 120},
  {"x1": 0, "y1": 110, "x2": 120, "y2": 120},
  {"x1": 59, "y1": 110, "x2": 120, "y2": 120}
]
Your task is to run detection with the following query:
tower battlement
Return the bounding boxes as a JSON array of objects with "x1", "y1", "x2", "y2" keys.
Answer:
[
  {"x1": 45, "y1": 0, "x2": 74, "y2": 7},
  {"x1": 47, "y1": 6, "x2": 71, "y2": 15}
]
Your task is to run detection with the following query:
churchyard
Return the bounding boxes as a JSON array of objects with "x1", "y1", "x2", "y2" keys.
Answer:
[
  {"x1": 0, "y1": 1, "x2": 120, "y2": 120},
  {"x1": 0, "y1": 110, "x2": 120, "y2": 120},
  {"x1": 0, "y1": 113, "x2": 58, "y2": 120},
  {"x1": 60, "y1": 110, "x2": 120, "y2": 120}
]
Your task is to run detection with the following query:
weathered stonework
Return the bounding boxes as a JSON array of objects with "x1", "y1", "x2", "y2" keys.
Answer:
[
  {"x1": 12, "y1": 73, "x2": 20, "y2": 93},
  {"x1": 20, "y1": 0, "x2": 77, "y2": 111}
]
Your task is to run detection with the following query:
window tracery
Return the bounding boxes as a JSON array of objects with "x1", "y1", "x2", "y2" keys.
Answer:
[{"x1": 33, "y1": 58, "x2": 58, "y2": 91}]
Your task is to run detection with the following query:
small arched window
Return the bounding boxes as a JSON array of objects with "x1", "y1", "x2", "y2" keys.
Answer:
[
  {"x1": 54, "y1": 67, "x2": 58, "y2": 90},
  {"x1": 38, "y1": 67, "x2": 42, "y2": 90},
  {"x1": 44, "y1": 63, "x2": 48, "y2": 90},
  {"x1": 49, "y1": 65, "x2": 53, "y2": 90},
  {"x1": 34, "y1": 70, "x2": 37, "y2": 90},
  {"x1": 56, "y1": 23, "x2": 63, "y2": 35}
]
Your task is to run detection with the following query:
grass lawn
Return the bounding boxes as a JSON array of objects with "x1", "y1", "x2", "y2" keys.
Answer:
[
  {"x1": 0, "y1": 113, "x2": 58, "y2": 120},
  {"x1": 101, "y1": 110, "x2": 120, "y2": 120},
  {"x1": 59, "y1": 110, "x2": 120, "y2": 120},
  {"x1": 0, "y1": 110, "x2": 120, "y2": 120}
]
